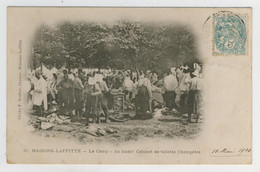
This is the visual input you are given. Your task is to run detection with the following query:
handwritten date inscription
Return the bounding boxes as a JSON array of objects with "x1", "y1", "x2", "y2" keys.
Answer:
[{"x1": 211, "y1": 148, "x2": 251, "y2": 157}]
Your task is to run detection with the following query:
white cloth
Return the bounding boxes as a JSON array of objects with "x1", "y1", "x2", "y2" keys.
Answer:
[
  {"x1": 42, "y1": 64, "x2": 52, "y2": 79},
  {"x1": 94, "y1": 73, "x2": 104, "y2": 83},
  {"x1": 56, "y1": 66, "x2": 66, "y2": 84},
  {"x1": 123, "y1": 77, "x2": 135, "y2": 91},
  {"x1": 190, "y1": 77, "x2": 203, "y2": 91},
  {"x1": 51, "y1": 67, "x2": 58, "y2": 74},
  {"x1": 136, "y1": 77, "x2": 152, "y2": 98},
  {"x1": 32, "y1": 76, "x2": 48, "y2": 110},
  {"x1": 68, "y1": 73, "x2": 75, "y2": 81},
  {"x1": 164, "y1": 74, "x2": 178, "y2": 91},
  {"x1": 48, "y1": 76, "x2": 58, "y2": 99},
  {"x1": 193, "y1": 63, "x2": 201, "y2": 72},
  {"x1": 179, "y1": 73, "x2": 191, "y2": 91}
]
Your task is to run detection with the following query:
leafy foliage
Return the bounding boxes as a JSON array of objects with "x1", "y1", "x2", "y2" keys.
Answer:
[{"x1": 31, "y1": 20, "x2": 201, "y2": 75}]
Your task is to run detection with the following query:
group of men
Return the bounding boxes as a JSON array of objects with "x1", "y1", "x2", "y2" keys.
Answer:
[
  {"x1": 28, "y1": 63, "x2": 203, "y2": 124},
  {"x1": 163, "y1": 64, "x2": 203, "y2": 122}
]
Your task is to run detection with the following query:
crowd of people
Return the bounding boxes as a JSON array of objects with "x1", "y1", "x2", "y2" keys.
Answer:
[{"x1": 27, "y1": 62, "x2": 203, "y2": 124}]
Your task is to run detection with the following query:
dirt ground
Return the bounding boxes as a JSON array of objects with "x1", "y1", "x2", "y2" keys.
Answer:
[{"x1": 28, "y1": 111, "x2": 203, "y2": 145}]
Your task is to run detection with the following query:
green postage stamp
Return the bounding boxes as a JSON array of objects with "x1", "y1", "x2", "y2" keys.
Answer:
[{"x1": 213, "y1": 11, "x2": 247, "y2": 55}]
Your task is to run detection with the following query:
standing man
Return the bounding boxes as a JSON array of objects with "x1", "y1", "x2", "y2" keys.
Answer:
[
  {"x1": 84, "y1": 77, "x2": 102, "y2": 124},
  {"x1": 78, "y1": 68, "x2": 87, "y2": 84},
  {"x1": 97, "y1": 77, "x2": 110, "y2": 123},
  {"x1": 73, "y1": 70, "x2": 84, "y2": 120},
  {"x1": 57, "y1": 70, "x2": 73, "y2": 116},
  {"x1": 187, "y1": 69, "x2": 203, "y2": 123},
  {"x1": 123, "y1": 73, "x2": 135, "y2": 100},
  {"x1": 177, "y1": 66, "x2": 191, "y2": 116},
  {"x1": 163, "y1": 67, "x2": 178, "y2": 111},
  {"x1": 32, "y1": 70, "x2": 48, "y2": 115},
  {"x1": 135, "y1": 72, "x2": 152, "y2": 120}
]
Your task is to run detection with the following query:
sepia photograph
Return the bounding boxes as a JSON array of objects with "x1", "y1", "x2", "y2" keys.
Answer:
[
  {"x1": 27, "y1": 17, "x2": 204, "y2": 143},
  {"x1": 6, "y1": 7, "x2": 252, "y2": 164}
]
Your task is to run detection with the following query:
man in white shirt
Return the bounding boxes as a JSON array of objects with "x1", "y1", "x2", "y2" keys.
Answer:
[
  {"x1": 123, "y1": 74, "x2": 135, "y2": 100},
  {"x1": 32, "y1": 70, "x2": 48, "y2": 115},
  {"x1": 163, "y1": 67, "x2": 178, "y2": 110}
]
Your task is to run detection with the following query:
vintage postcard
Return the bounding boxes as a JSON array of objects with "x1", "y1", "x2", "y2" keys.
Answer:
[{"x1": 7, "y1": 7, "x2": 252, "y2": 164}]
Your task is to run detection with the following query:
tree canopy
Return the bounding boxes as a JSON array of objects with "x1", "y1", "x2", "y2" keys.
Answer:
[{"x1": 31, "y1": 20, "x2": 201, "y2": 75}]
